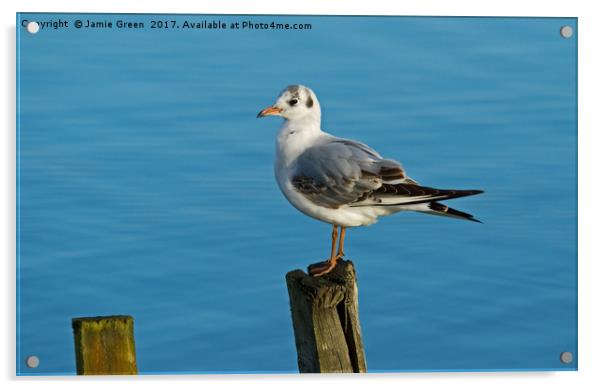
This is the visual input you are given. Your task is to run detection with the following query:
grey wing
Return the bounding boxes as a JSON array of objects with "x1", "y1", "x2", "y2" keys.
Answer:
[{"x1": 291, "y1": 139, "x2": 412, "y2": 209}]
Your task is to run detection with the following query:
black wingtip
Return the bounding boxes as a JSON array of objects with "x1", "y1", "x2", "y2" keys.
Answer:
[
  {"x1": 429, "y1": 202, "x2": 483, "y2": 223},
  {"x1": 463, "y1": 191, "x2": 483, "y2": 223},
  {"x1": 444, "y1": 188, "x2": 484, "y2": 201},
  {"x1": 461, "y1": 189, "x2": 484, "y2": 197}
]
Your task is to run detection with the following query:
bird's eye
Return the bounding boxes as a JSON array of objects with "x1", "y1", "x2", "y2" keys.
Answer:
[{"x1": 289, "y1": 99, "x2": 299, "y2": 106}]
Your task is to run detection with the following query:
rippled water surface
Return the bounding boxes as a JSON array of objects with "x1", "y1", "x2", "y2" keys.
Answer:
[{"x1": 17, "y1": 14, "x2": 577, "y2": 374}]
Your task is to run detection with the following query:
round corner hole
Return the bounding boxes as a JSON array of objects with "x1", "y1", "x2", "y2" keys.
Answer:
[
  {"x1": 26, "y1": 21, "x2": 40, "y2": 34},
  {"x1": 25, "y1": 355, "x2": 40, "y2": 368},
  {"x1": 560, "y1": 25, "x2": 573, "y2": 39},
  {"x1": 560, "y1": 351, "x2": 573, "y2": 364}
]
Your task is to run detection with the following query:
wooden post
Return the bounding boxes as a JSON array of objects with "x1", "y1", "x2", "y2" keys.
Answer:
[
  {"x1": 286, "y1": 259, "x2": 367, "y2": 373},
  {"x1": 72, "y1": 315, "x2": 138, "y2": 375}
]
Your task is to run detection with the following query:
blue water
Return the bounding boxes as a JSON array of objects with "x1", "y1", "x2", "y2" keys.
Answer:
[{"x1": 16, "y1": 14, "x2": 577, "y2": 375}]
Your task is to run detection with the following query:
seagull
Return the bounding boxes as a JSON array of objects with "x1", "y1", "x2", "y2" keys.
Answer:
[{"x1": 257, "y1": 85, "x2": 483, "y2": 277}]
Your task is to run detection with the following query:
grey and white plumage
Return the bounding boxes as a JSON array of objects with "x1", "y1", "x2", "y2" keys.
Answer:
[{"x1": 258, "y1": 84, "x2": 483, "y2": 228}]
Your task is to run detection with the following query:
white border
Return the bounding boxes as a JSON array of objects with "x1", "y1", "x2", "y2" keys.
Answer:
[{"x1": 3, "y1": 1, "x2": 600, "y2": 389}]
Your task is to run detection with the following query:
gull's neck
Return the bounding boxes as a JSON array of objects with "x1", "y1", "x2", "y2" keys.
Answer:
[{"x1": 276, "y1": 113, "x2": 323, "y2": 167}]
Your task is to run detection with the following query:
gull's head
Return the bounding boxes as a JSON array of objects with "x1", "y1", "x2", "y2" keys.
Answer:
[{"x1": 257, "y1": 85, "x2": 321, "y2": 122}]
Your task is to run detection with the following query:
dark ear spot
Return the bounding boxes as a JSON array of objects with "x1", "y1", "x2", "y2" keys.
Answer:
[{"x1": 306, "y1": 95, "x2": 314, "y2": 108}]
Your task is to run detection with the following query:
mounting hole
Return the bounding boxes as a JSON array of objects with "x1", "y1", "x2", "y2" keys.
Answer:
[
  {"x1": 25, "y1": 355, "x2": 40, "y2": 368},
  {"x1": 560, "y1": 351, "x2": 573, "y2": 364},
  {"x1": 560, "y1": 25, "x2": 573, "y2": 39},
  {"x1": 26, "y1": 21, "x2": 40, "y2": 34}
]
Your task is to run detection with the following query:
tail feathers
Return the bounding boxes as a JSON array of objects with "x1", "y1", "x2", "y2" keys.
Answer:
[{"x1": 425, "y1": 202, "x2": 483, "y2": 223}]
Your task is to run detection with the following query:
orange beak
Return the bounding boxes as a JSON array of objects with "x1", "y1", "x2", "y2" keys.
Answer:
[{"x1": 257, "y1": 106, "x2": 283, "y2": 118}]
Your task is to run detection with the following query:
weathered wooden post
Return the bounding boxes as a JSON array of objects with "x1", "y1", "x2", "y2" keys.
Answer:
[
  {"x1": 72, "y1": 315, "x2": 138, "y2": 375},
  {"x1": 286, "y1": 259, "x2": 367, "y2": 373}
]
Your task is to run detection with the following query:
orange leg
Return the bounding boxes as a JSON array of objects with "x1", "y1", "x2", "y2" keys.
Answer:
[
  {"x1": 309, "y1": 225, "x2": 344, "y2": 277},
  {"x1": 329, "y1": 224, "x2": 338, "y2": 261},
  {"x1": 337, "y1": 226, "x2": 346, "y2": 257}
]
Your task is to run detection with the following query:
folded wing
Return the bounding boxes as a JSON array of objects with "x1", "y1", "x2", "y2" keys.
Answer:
[{"x1": 291, "y1": 138, "x2": 482, "y2": 209}]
